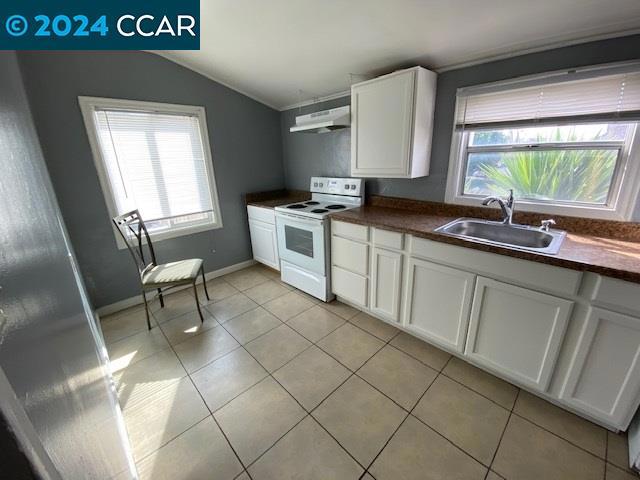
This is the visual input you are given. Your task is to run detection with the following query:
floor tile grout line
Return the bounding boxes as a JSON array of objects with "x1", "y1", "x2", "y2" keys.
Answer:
[
  {"x1": 155, "y1": 318, "x2": 253, "y2": 479},
  {"x1": 107, "y1": 275, "x2": 450, "y2": 476},
  {"x1": 362, "y1": 363, "x2": 444, "y2": 476},
  {"x1": 437, "y1": 371, "x2": 515, "y2": 412},
  {"x1": 508, "y1": 409, "x2": 609, "y2": 463},
  {"x1": 408, "y1": 394, "x2": 492, "y2": 470},
  {"x1": 104, "y1": 279, "x2": 324, "y2": 348},
  {"x1": 486, "y1": 388, "x2": 520, "y2": 478},
  {"x1": 131, "y1": 415, "x2": 213, "y2": 467},
  {"x1": 109, "y1": 270, "x2": 621, "y2": 478},
  {"x1": 383, "y1": 340, "x2": 451, "y2": 372},
  {"x1": 223, "y1": 314, "x2": 388, "y2": 474}
]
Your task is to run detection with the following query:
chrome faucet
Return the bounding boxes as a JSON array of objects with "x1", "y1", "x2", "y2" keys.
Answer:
[{"x1": 482, "y1": 189, "x2": 515, "y2": 225}]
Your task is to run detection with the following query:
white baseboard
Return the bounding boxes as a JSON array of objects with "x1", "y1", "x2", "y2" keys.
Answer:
[{"x1": 96, "y1": 259, "x2": 257, "y2": 317}]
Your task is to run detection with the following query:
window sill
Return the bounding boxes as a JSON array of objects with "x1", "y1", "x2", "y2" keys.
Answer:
[{"x1": 114, "y1": 221, "x2": 223, "y2": 250}]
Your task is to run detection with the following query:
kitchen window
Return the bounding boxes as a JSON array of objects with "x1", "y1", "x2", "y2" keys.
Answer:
[
  {"x1": 79, "y1": 97, "x2": 222, "y2": 246},
  {"x1": 446, "y1": 63, "x2": 640, "y2": 220}
]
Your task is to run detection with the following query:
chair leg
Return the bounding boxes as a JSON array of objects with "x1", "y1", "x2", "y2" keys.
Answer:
[
  {"x1": 193, "y1": 282, "x2": 204, "y2": 323},
  {"x1": 141, "y1": 290, "x2": 152, "y2": 330},
  {"x1": 201, "y1": 266, "x2": 210, "y2": 301},
  {"x1": 158, "y1": 288, "x2": 165, "y2": 308}
]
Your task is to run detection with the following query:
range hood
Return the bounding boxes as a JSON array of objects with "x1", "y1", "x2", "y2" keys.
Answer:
[{"x1": 289, "y1": 105, "x2": 350, "y2": 133}]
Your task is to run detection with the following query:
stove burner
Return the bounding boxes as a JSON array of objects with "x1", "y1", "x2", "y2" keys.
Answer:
[
  {"x1": 326, "y1": 204, "x2": 346, "y2": 210},
  {"x1": 286, "y1": 204, "x2": 307, "y2": 209},
  {"x1": 305, "y1": 201, "x2": 320, "y2": 205},
  {"x1": 311, "y1": 209, "x2": 329, "y2": 213}
]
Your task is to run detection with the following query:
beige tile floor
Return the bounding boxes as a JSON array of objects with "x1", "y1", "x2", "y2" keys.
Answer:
[{"x1": 102, "y1": 264, "x2": 639, "y2": 480}]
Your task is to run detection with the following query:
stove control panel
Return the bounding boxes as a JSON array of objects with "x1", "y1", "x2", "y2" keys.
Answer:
[{"x1": 310, "y1": 177, "x2": 363, "y2": 196}]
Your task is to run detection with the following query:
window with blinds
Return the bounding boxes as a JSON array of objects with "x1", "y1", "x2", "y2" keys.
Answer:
[
  {"x1": 79, "y1": 97, "x2": 222, "y2": 245},
  {"x1": 446, "y1": 62, "x2": 640, "y2": 221}
]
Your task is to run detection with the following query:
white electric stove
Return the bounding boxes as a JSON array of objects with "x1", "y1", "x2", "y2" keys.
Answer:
[{"x1": 275, "y1": 177, "x2": 363, "y2": 301}]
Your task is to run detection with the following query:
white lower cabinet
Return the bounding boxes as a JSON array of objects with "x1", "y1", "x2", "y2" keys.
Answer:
[
  {"x1": 248, "y1": 218, "x2": 279, "y2": 270},
  {"x1": 560, "y1": 307, "x2": 640, "y2": 427},
  {"x1": 370, "y1": 247, "x2": 403, "y2": 322},
  {"x1": 328, "y1": 224, "x2": 640, "y2": 429},
  {"x1": 331, "y1": 266, "x2": 368, "y2": 307},
  {"x1": 465, "y1": 277, "x2": 573, "y2": 392},
  {"x1": 403, "y1": 257, "x2": 475, "y2": 352}
]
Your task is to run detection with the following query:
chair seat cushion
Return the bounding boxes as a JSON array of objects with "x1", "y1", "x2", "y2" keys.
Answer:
[{"x1": 142, "y1": 259, "x2": 203, "y2": 288}]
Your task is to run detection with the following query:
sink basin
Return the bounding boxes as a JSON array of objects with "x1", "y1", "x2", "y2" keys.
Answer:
[{"x1": 434, "y1": 218, "x2": 566, "y2": 254}]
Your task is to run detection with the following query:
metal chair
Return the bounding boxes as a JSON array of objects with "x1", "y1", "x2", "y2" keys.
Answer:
[{"x1": 112, "y1": 210, "x2": 210, "y2": 330}]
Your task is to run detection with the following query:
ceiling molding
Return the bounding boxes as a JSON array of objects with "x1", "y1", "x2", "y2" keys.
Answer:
[
  {"x1": 152, "y1": 26, "x2": 640, "y2": 112},
  {"x1": 277, "y1": 28, "x2": 640, "y2": 112},
  {"x1": 150, "y1": 51, "x2": 280, "y2": 111},
  {"x1": 434, "y1": 27, "x2": 640, "y2": 73}
]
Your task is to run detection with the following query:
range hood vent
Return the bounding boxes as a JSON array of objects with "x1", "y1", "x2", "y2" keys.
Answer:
[{"x1": 289, "y1": 105, "x2": 350, "y2": 133}]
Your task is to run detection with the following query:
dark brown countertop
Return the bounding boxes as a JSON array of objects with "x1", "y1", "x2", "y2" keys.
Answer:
[
  {"x1": 330, "y1": 196, "x2": 640, "y2": 284},
  {"x1": 245, "y1": 189, "x2": 311, "y2": 209}
]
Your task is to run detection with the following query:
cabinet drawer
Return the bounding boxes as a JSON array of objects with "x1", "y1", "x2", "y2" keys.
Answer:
[
  {"x1": 332, "y1": 266, "x2": 368, "y2": 307},
  {"x1": 331, "y1": 236, "x2": 369, "y2": 276},
  {"x1": 332, "y1": 220, "x2": 369, "y2": 242},
  {"x1": 410, "y1": 236, "x2": 581, "y2": 297},
  {"x1": 372, "y1": 228, "x2": 404, "y2": 250},
  {"x1": 591, "y1": 276, "x2": 640, "y2": 317},
  {"x1": 247, "y1": 205, "x2": 275, "y2": 224}
]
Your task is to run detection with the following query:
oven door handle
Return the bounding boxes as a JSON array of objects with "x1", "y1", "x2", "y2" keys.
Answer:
[{"x1": 276, "y1": 212, "x2": 324, "y2": 228}]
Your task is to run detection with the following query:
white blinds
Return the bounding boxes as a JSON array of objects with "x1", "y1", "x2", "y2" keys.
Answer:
[
  {"x1": 455, "y1": 65, "x2": 640, "y2": 130},
  {"x1": 94, "y1": 109, "x2": 214, "y2": 222}
]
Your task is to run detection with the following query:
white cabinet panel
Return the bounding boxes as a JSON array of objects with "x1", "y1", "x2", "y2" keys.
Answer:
[
  {"x1": 404, "y1": 258, "x2": 475, "y2": 352},
  {"x1": 331, "y1": 236, "x2": 369, "y2": 276},
  {"x1": 370, "y1": 248, "x2": 403, "y2": 322},
  {"x1": 248, "y1": 218, "x2": 279, "y2": 270},
  {"x1": 591, "y1": 275, "x2": 640, "y2": 317},
  {"x1": 372, "y1": 228, "x2": 404, "y2": 250},
  {"x1": 247, "y1": 205, "x2": 275, "y2": 224},
  {"x1": 560, "y1": 307, "x2": 640, "y2": 428},
  {"x1": 465, "y1": 277, "x2": 573, "y2": 392},
  {"x1": 331, "y1": 220, "x2": 369, "y2": 242},
  {"x1": 410, "y1": 236, "x2": 581, "y2": 297},
  {"x1": 351, "y1": 67, "x2": 436, "y2": 178},
  {"x1": 332, "y1": 266, "x2": 368, "y2": 308}
]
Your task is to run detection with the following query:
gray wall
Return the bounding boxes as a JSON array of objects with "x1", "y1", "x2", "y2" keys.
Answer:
[
  {"x1": 0, "y1": 52, "x2": 133, "y2": 479},
  {"x1": 281, "y1": 34, "x2": 640, "y2": 205},
  {"x1": 18, "y1": 51, "x2": 284, "y2": 308}
]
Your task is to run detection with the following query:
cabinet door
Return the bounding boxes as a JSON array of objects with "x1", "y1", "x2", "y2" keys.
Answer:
[
  {"x1": 465, "y1": 277, "x2": 572, "y2": 392},
  {"x1": 370, "y1": 248, "x2": 403, "y2": 322},
  {"x1": 332, "y1": 266, "x2": 368, "y2": 308},
  {"x1": 248, "y1": 219, "x2": 279, "y2": 270},
  {"x1": 351, "y1": 70, "x2": 415, "y2": 177},
  {"x1": 560, "y1": 307, "x2": 640, "y2": 428},
  {"x1": 403, "y1": 258, "x2": 475, "y2": 352}
]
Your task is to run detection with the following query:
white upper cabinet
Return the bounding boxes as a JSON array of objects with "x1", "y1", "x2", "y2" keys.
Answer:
[
  {"x1": 351, "y1": 67, "x2": 436, "y2": 178},
  {"x1": 560, "y1": 307, "x2": 640, "y2": 427},
  {"x1": 465, "y1": 277, "x2": 573, "y2": 392}
]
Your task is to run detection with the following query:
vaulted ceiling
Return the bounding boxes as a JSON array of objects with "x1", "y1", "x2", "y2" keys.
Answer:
[{"x1": 159, "y1": 0, "x2": 640, "y2": 110}]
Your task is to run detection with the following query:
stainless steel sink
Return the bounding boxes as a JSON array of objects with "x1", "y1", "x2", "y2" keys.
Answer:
[{"x1": 434, "y1": 218, "x2": 566, "y2": 254}]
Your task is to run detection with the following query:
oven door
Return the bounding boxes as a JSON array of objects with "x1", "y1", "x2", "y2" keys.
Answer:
[{"x1": 276, "y1": 212, "x2": 326, "y2": 275}]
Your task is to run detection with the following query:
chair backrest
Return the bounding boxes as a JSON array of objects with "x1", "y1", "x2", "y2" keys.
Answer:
[{"x1": 112, "y1": 210, "x2": 158, "y2": 278}]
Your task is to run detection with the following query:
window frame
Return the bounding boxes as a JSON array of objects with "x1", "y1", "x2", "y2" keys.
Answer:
[
  {"x1": 79, "y1": 96, "x2": 223, "y2": 248},
  {"x1": 446, "y1": 106, "x2": 640, "y2": 222}
]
